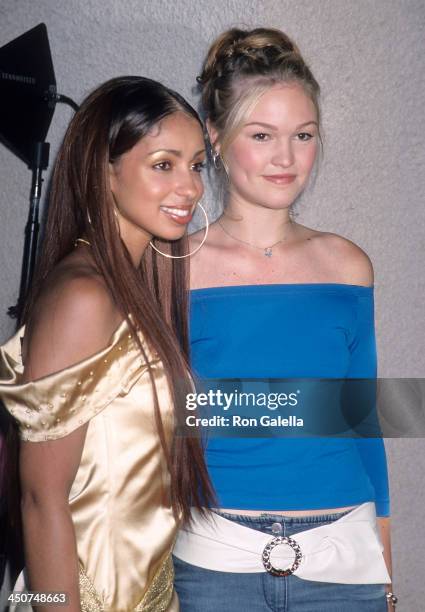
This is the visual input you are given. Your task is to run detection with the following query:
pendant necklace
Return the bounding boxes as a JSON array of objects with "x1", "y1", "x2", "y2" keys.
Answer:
[{"x1": 218, "y1": 218, "x2": 291, "y2": 257}]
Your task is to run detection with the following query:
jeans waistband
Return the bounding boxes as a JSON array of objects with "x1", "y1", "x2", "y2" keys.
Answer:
[{"x1": 214, "y1": 507, "x2": 354, "y2": 527}]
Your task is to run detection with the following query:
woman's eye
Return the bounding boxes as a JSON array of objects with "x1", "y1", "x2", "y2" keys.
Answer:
[
  {"x1": 192, "y1": 161, "x2": 206, "y2": 173},
  {"x1": 252, "y1": 133, "x2": 270, "y2": 141},
  {"x1": 296, "y1": 132, "x2": 314, "y2": 142},
  {"x1": 153, "y1": 161, "x2": 171, "y2": 170}
]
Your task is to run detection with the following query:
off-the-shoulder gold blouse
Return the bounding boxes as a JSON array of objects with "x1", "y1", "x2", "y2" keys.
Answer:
[{"x1": 0, "y1": 320, "x2": 180, "y2": 611}]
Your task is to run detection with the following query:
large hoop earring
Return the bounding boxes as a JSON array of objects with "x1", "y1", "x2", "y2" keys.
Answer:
[{"x1": 149, "y1": 201, "x2": 209, "y2": 259}]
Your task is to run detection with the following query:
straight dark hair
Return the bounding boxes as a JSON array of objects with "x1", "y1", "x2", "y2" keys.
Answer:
[{"x1": 21, "y1": 76, "x2": 215, "y2": 521}]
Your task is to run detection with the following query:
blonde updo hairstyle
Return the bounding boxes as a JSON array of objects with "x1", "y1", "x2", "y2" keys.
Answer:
[{"x1": 197, "y1": 27, "x2": 321, "y2": 162}]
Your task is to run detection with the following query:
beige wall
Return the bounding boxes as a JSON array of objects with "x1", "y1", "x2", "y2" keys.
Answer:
[{"x1": 0, "y1": 0, "x2": 424, "y2": 607}]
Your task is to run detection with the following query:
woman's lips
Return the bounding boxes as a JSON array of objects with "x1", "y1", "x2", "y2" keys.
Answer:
[
  {"x1": 160, "y1": 205, "x2": 194, "y2": 225},
  {"x1": 263, "y1": 174, "x2": 296, "y2": 185}
]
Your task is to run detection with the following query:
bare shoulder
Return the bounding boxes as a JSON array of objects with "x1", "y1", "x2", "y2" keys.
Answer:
[
  {"x1": 23, "y1": 265, "x2": 121, "y2": 380},
  {"x1": 311, "y1": 230, "x2": 374, "y2": 287}
]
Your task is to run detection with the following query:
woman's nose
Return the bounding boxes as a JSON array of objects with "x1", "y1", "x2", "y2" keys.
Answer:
[
  {"x1": 271, "y1": 141, "x2": 295, "y2": 167},
  {"x1": 175, "y1": 169, "x2": 203, "y2": 199}
]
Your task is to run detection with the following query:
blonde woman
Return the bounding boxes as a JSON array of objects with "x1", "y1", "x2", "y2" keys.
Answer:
[{"x1": 173, "y1": 28, "x2": 395, "y2": 612}]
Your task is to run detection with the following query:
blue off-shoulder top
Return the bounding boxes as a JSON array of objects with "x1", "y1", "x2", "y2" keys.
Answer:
[{"x1": 189, "y1": 283, "x2": 390, "y2": 517}]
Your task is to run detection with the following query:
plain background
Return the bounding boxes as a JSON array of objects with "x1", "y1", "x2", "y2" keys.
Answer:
[{"x1": 0, "y1": 1, "x2": 424, "y2": 608}]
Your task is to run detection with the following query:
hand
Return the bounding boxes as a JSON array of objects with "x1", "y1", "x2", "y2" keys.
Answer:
[{"x1": 385, "y1": 587, "x2": 397, "y2": 611}]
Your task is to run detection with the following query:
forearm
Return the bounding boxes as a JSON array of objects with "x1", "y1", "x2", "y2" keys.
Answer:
[
  {"x1": 22, "y1": 498, "x2": 81, "y2": 612},
  {"x1": 377, "y1": 516, "x2": 392, "y2": 578},
  {"x1": 377, "y1": 515, "x2": 395, "y2": 611}
]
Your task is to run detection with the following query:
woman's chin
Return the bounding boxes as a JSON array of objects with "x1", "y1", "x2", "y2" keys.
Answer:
[{"x1": 152, "y1": 227, "x2": 187, "y2": 243}]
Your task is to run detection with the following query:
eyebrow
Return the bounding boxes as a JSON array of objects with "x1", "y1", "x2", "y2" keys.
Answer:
[
  {"x1": 147, "y1": 148, "x2": 206, "y2": 157},
  {"x1": 244, "y1": 121, "x2": 318, "y2": 130}
]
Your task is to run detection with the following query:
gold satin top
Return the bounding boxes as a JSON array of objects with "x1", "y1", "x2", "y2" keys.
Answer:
[{"x1": 0, "y1": 320, "x2": 180, "y2": 611}]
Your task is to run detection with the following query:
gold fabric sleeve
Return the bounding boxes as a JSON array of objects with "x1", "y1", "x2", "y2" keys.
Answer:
[{"x1": 0, "y1": 320, "x2": 180, "y2": 611}]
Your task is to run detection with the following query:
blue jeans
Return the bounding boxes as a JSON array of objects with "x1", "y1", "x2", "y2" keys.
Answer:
[{"x1": 173, "y1": 509, "x2": 387, "y2": 612}]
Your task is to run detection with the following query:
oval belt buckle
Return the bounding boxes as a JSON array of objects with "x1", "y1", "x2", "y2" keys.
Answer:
[{"x1": 262, "y1": 536, "x2": 303, "y2": 577}]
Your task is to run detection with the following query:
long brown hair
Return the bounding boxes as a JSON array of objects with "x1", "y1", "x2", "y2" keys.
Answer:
[{"x1": 24, "y1": 76, "x2": 215, "y2": 521}]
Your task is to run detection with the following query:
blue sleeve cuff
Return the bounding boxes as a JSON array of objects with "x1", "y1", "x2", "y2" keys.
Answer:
[{"x1": 375, "y1": 499, "x2": 391, "y2": 517}]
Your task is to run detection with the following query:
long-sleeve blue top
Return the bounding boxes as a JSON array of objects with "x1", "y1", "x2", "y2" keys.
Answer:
[{"x1": 189, "y1": 283, "x2": 390, "y2": 517}]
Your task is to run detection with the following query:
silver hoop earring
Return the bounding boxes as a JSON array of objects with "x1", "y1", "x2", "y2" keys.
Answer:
[
  {"x1": 212, "y1": 151, "x2": 221, "y2": 170},
  {"x1": 149, "y1": 202, "x2": 209, "y2": 259}
]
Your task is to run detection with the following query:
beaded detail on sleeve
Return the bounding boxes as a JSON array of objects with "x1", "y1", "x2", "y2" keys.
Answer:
[{"x1": 0, "y1": 320, "x2": 155, "y2": 442}]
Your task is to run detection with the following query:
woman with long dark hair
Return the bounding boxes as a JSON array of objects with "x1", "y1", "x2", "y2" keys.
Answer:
[
  {"x1": 0, "y1": 75, "x2": 214, "y2": 611},
  {"x1": 173, "y1": 28, "x2": 395, "y2": 611}
]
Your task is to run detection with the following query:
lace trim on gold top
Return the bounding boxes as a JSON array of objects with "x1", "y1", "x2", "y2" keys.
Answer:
[
  {"x1": 79, "y1": 555, "x2": 174, "y2": 611},
  {"x1": 136, "y1": 555, "x2": 174, "y2": 611},
  {"x1": 79, "y1": 565, "x2": 103, "y2": 612}
]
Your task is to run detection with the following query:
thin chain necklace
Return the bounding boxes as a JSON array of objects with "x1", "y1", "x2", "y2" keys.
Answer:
[{"x1": 218, "y1": 218, "x2": 292, "y2": 257}]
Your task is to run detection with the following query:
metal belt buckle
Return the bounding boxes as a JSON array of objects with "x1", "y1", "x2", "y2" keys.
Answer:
[{"x1": 262, "y1": 536, "x2": 303, "y2": 577}]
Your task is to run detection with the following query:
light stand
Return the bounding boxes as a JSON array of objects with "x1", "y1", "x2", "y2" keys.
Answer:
[
  {"x1": 8, "y1": 142, "x2": 50, "y2": 322},
  {"x1": 0, "y1": 22, "x2": 78, "y2": 324}
]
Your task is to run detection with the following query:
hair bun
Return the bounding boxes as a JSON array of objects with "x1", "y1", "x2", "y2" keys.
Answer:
[
  {"x1": 197, "y1": 27, "x2": 320, "y2": 130},
  {"x1": 198, "y1": 28, "x2": 302, "y2": 89}
]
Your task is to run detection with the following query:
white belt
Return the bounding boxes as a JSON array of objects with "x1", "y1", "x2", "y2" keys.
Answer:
[{"x1": 173, "y1": 502, "x2": 391, "y2": 585}]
